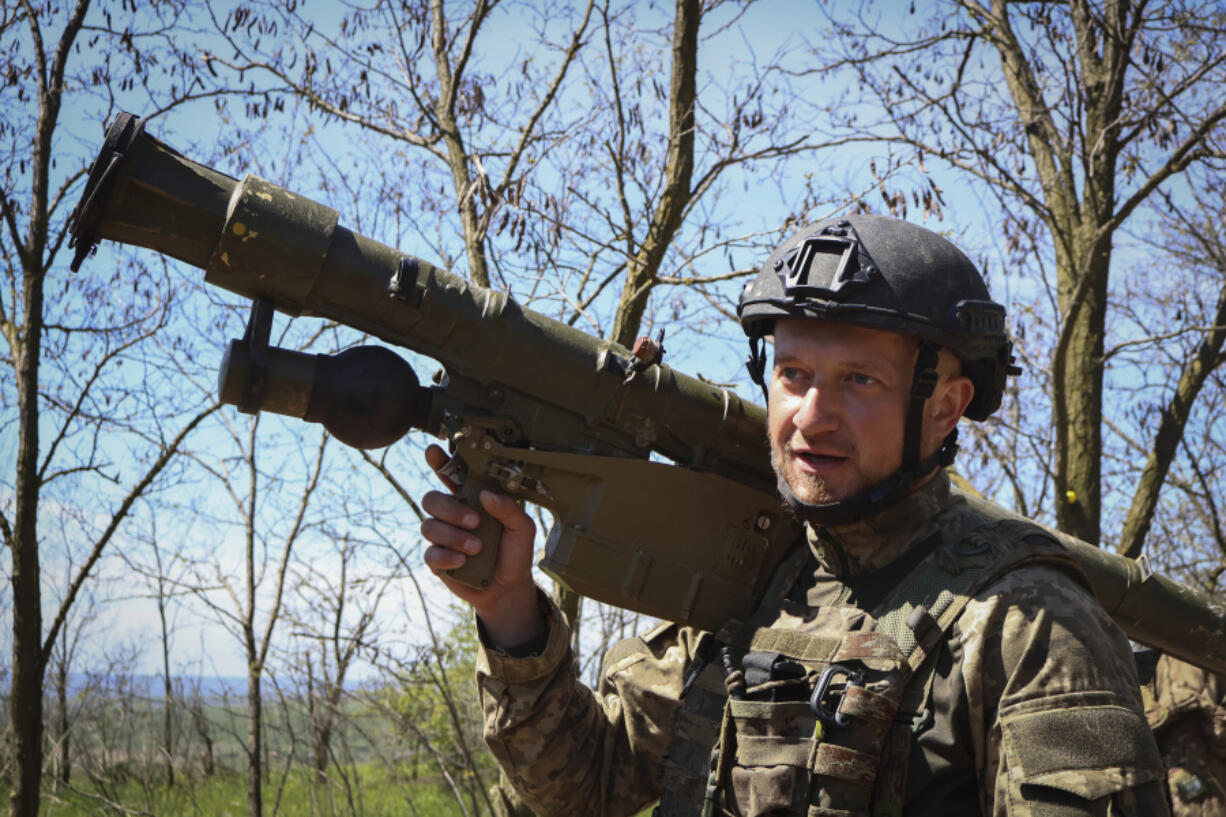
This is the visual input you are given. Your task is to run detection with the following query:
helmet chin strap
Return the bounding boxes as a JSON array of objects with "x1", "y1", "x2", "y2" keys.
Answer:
[
  {"x1": 772, "y1": 340, "x2": 959, "y2": 528},
  {"x1": 746, "y1": 332, "x2": 770, "y2": 404}
]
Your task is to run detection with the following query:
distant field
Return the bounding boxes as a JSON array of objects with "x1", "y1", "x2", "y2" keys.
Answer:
[
  {"x1": 4, "y1": 673, "x2": 661, "y2": 816},
  {"x1": 4, "y1": 674, "x2": 501, "y2": 816},
  {"x1": 3, "y1": 767, "x2": 479, "y2": 816}
]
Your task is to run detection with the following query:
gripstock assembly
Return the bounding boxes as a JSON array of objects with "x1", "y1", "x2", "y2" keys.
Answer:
[{"x1": 69, "y1": 113, "x2": 1226, "y2": 673}]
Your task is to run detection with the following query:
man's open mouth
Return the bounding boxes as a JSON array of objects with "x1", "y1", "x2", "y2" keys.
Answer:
[{"x1": 795, "y1": 451, "x2": 848, "y2": 467}]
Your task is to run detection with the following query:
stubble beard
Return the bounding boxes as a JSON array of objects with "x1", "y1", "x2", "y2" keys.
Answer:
[{"x1": 770, "y1": 440, "x2": 840, "y2": 508}]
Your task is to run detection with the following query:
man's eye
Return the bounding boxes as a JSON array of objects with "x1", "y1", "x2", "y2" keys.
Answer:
[
  {"x1": 850, "y1": 372, "x2": 876, "y2": 386},
  {"x1": 779, "y1": 366, "x2": 804, "y2": 381}
]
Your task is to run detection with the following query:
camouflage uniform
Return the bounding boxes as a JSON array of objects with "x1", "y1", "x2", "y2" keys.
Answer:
[
  {"x1": 476, "y1": 472, "x2": 1169, "y2": 816},
  {"x1": 1144, "y1": 654, "x2": 1226, "y2": 816}
]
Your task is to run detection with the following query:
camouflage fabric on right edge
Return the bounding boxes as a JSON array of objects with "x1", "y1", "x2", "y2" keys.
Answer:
[{"x1": 1143, "y1": 652, "x2": 1226, "y2": 816}]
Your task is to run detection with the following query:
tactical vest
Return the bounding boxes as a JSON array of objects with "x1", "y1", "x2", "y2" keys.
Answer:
[{"x1": 654, "y1": 500, "x2": 1086, "y2": 817}]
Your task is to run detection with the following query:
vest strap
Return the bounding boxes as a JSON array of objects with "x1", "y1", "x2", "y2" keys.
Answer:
[
  {"x1": 811, "y1": 741, "x2": 879, "y2": 786},
  {"x1": 838, "y1": 685, "x2": 899, "y2": 733}
]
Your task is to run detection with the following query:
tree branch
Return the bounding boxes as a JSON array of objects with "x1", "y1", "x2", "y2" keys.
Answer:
[
  {"x1": 40, "y1": 402, "x2": 221, "y2": 665},
  {"x1": 258, "y1": 433, "x2": 329, "y2": 670}
]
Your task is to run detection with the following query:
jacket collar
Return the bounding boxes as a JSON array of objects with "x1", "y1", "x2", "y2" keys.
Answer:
[{"x1": 807, "y1": 469, "x2": 955, "y2": 579}]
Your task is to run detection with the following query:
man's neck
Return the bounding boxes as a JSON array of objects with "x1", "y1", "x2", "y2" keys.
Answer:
[{"x1": 807, "y1": 469, "x2": 955, "y2": 578}]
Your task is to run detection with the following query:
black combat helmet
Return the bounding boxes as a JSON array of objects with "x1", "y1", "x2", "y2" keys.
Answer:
[{"x1": 737, "y1": 213, "x2": 1019, "y2": 524}]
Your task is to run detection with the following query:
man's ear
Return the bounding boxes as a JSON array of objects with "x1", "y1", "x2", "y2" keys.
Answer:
[{"x1": 927, "y1": 374, "x2": 975, "y2": 441}]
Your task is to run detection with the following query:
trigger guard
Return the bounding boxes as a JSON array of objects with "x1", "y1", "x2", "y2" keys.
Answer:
[{"x1": 438, "y1": 452, "x2": 469, "y2": 487}]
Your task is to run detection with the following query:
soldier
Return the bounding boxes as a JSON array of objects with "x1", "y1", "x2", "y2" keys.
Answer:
[
  {"x1": 420, "y1": 214, "x2": 1170, "y2": 816},
  {"x1": 1142, "y1": 651, "x2": 1226, "y2": 816}
]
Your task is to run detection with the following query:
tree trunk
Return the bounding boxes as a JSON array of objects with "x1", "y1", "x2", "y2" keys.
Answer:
[
  {"x1": 431, "y1": 0, "x2": 491, "y2": 288},
  {"x1": 312, "y1": 676, "x2": 346, "y2": 784},
  {"x1": 158, "y1": 588, "x2": 175, "y2": 786},
  {"x1": 550, "y1": 0, "x2": 703, "y2": 679},
  {"x1": 190, "y1": 695, "x2": 216, "y2": 777},
  {"x1": 54, "y1": 660, "x2": 69, "y2": 787},
  {"x1": 311, "y1": 722, "x2": 330, "y2": 783},
  {"x1": 8, "y1": 521, "x2": 41, "y2": 816},
  {"x1": 983, "y1": 0, "x2": 1127, "y2": 546},
  {"x1": 1053, "y1": 250, "x2": 1110, "y2": 545},
  {"x1": 551, "y1": 0, "x2": 701, "y2": 679},
  {"x1": 246, "y1": 667, "x2": 263, "y2": 817},
  {"x1": 162, "y1": 677, "x2": 175, "y2": 786},
  {"x1": 310, "y1": 687, "x2": 331, "y2": 784},
  {"x1": 608, "y1": 0, "x2": 698, "y2": 349},
  {"x1": 7, "y1": 5, "x2": 91, "y2": 814},
  {"x1": 9, "y1": 167, "x2": 48, "y2": 817},
  {"x1": 202, "y1": 734, "x2": 216, "y2": 777}
]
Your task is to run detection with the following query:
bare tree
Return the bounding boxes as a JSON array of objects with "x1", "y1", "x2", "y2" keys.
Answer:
[
  {"x1": 816, "y1": 0, "x2": 1226, "y2": 550},
  {"x1": 287, "y1": 535, "x2": 389, "y2": 785},
  {"x1": 1102, "y1": 167, "x2": 1226, "y2": 581},
  {"x1": 364, "y1": 543, "x2": 496, "y2": 817},
  {"x1": 179, "y1": 415, "x2": 330, "y2": 817},
  {"x1": 182, "y1": 676, "x2": 218, "y2": 779},
  {"x1": 1111, "y1": 167, "x2": 1226, "y2": 558},
  {"x1": 45, "y1": 578, "x2": 101, "y2": 789},
  {"x1": 113, "y1": 508, "x2": 198, "y2": 788},
  {"x1": 196, "y1": 0, "x2": 596, "y2": 291},
  {"x1": 150, "y1": 522, "x2": 180, "y2": 788},
  {"x1": 0, "y1": 2, "x2": 228, "y2": 815},
  {"x1": 0, "y1": 578, "x2": 10, "y2": 783}
]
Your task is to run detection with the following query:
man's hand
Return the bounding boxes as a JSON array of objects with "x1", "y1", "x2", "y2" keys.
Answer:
[{"x1": 421, "y1": 444, "x2": 547, "y2": 649}]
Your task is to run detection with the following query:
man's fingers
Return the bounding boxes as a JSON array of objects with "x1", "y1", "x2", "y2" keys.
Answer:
[
  {"x1": 421, "y1": 490, "x2": 480, "y2": 529},
  {"x1": 423, "y1": 544, "x2": 467, "y2": 572},
  {"x1": 424, "y1": 444, "x2": 448, "y2": 469},
  {"x1": 478, "y1": 490, "x2": 536, "y2": 535},
  {"x1": 421, "y1": 517, "x2": 482, "y2": 555},
  {"x1": 425, "y1": 444, "x2": 459, "y2": 492},
  {"x1": 420, "y1": 451, "x2": 537, "y2": 597}
]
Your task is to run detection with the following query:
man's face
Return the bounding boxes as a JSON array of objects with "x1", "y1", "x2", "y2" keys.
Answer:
[{"x1": 767, "y1": 318, "x2": 916, "y2": 506}]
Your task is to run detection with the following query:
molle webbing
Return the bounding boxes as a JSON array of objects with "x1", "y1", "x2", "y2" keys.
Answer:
[
  {"x1": 657, "y1": 546, "x2": 814, "y2": 814},
  {"x1": 655, "y1": 512, "x2": 1083, "y2": 817}
]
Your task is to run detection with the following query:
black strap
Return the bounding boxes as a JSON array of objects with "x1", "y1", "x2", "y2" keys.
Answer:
[
  {"x1": 745, "y1": 331, "x2": 770, "y2": 404},
  {"x1": 902, "y1": 341, "x2": 941, "y2": 470}
]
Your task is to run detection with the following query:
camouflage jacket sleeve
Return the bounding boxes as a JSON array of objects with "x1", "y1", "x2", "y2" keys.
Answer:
[
  {"x1": 953, "y1": 563, "x2": 1171, "y2": 816},
  {"x1": 475, "y1": 588, "x2": 699, "y2": 817}
]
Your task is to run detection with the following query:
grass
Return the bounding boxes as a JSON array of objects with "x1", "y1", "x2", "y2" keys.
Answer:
[{"x1": 2, "y1": 764, "x2": 484, "y2": 817}]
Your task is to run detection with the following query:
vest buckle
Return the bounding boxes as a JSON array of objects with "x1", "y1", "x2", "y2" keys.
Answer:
[{"x1": 810, "y1": 663, "x2": 864, "y2": 727}]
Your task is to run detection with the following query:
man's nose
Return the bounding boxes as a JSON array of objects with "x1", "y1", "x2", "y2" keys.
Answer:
[{"x1": 793, "y1": 384, "x2": 839, "y2": 433}]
